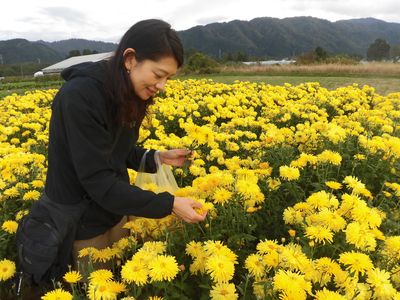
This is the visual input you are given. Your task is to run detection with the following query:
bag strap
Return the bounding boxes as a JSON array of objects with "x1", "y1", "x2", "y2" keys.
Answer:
[{"x1": 138, "y1": 149, "x2": 150, "y2": 173}]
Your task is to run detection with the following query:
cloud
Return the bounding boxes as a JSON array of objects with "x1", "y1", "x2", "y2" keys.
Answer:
[
  {"x1": 1, "y1": 0, "x2": 400, "y2": 42},
  {"x1": 38, "y1": 6, "x2": 89, "y2": 26},
  {"x1": 196, "y1": 16, "x2": 229, "y2": 26}
]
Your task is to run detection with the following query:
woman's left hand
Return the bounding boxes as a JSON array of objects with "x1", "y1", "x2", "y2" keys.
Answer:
[{"x1": 158, "y1": 149, "x2": 193, "y2": 167}]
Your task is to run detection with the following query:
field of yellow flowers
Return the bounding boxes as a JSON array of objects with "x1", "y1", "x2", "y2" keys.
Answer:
[{"x1": 1, "y1": 79, "x2": 400, "y2": 299}]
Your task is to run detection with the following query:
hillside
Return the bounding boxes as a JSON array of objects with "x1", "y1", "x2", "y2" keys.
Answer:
[
  {"x1": 1, "y1": 17, "x2": 400, "y2": 64},
  {"x1": 39, "y1": 39, "x2": 117, "y2": 57},
  {"x1": 0, "y1": 39, "x2": 64, "y2": 64},
  {"x1": 178, "y1": 17, "x2": 400, "y2": 58},
  {"x1": 0, "y1": 39, "x2": 117, "y2": 64}
]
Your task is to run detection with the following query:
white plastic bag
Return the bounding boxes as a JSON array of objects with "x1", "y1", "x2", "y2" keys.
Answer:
[{"x1": 135, "y1": 150, "x2": 179, "y2": 194}]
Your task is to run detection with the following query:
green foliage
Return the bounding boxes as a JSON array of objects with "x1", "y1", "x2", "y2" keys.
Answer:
[
  {"x1": 390, "y1": 44, "x2": 400, "y2": 62},
  {"x1": 222, "y1": 51, "x2": 249, "y2": 62},
  {"x1": 182, "y1": 52, "x2": 220, "y2": 74},
  {"x1": 315, "y1": 46, "x2": 328, "y2": 62},
  {"x1": 0, "y1": 39, "x2": 63, "y2": 64},
  {"x1": 179, "y1": 17, "x2": 400, "y2": 59},
  {"x1": 0, "y1": 62, "x2": 50, "y2": 77},
  {"x1": 367, "y1": 38, "x2": 391, "y2": 61},
  {"x1": 67, "y1": 49, "x2": 81, "y2": 58},
  {"x1": 43, "y1": 38, "x2": 116, "y2": 57},
  {"x1": 296, "y1": 47, "x2": 361, "y2": 65},
  {"x1": 67, "y1": 49, "x2": 99, "y2": 58}
]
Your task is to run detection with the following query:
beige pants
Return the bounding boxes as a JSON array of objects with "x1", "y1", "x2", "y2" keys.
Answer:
[{"x1": 72, "y1": 216, "x2": 130, "y2": 274}]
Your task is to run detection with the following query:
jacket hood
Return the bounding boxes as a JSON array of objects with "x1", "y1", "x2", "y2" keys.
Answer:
[{"x1": 61, "y1": 60, "x2": 109, "y2": 84}]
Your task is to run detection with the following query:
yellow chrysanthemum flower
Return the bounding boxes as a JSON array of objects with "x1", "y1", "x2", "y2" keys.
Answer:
[
  {"x1": 212, "y1": 187, "x2": 233, "y2": 205},
  {"x1": 15, "y1": 209, "x2": 29, "y2": 221},
  {"x1": 148, "y1": 254, "x2": 179, "y2": 282},
  {"x1": 279, "y1": 165, "x2": 300, "y2": 181},
  {"x1": 209, "y1": 282, "x2": 238, "y2": 300},
  {"x1": 87, "y1": 281, "x2": 120, "y2": 300},
  {"x1": 273, "y1": 269, "x2": 312, "y2": 300},
  {"x1": 88, "y1": 269, "x2": 113, "y2": 283},
  {"x1": 206, "y1": 254, "x2": 235, "y2": 283},
  {"x1": 3, "y1": 187, "x2": 19, "y2": 199},
  {"x1": 339, "y1": 251, "x2": 374, "y2": 276},
  {"x1": 0, "y1": 259, "x2": 16, "y2": 281},
  {"x1": 203, "y1": 241, "x2": 238, "y2": 263},
  {"x1": 185, "y1": 241, "x2": 204, "y2": 258},
  {"x1": 235, "y1": 178, "x2": 262, "y2": 199},
  {"x1": 314, "y1": 288, "x2": 346, "y2": 299},
  {"x1": 22, "y1": 190, "x2": 41, "y2": 201},
  {"x1": 31, "y1": 179, "x2": 44, "y2": 189},
  {"x1": 1, "y1": 220, "x2": 18, "y2": 234},
  {"x1": 42, "y1": 288, "x2": 73, "y2": 300},
  {"x1": 267, "y1": 177, "x2": 281, "y2": 191},
  {"x1": 383, "y1": 236, "x2": 400, "y2": 261},
  {"x1": 325, "y1": 181, "x2": 342, "y2": 190},
  {"x1": 306, "y1": 190, "x2": 336, "y2": 210},
  {"x1": 63, "y1": 270, "x2": 82, "y2": 284},
  {"x1": 91, "y1": 247, "x2": 118, "y2": 263},
  {"x1": 245, "y1": 254, "x2": 265, "y2": 279},
  {"x1": 308, "y1": 209, "x2": 346, "y2": 232},
  {"x1": 256, "y1": 239, "x2": 281, "y2": 254},
  {"x1": 367, "y1": 268, "x2": 397, "y2": 300},
  {"x1": 317, "y1": 150, "x2": 342, "y2": 165},
  {"x1": 283, "y1": 207, "x2": 303, "y2": 225},
  {"x1": 121, "y1": 259, "x2": 148, "y2": 286},
  {"x1": 308, "y1": 257, "x2": 341, "y2": 287},
  {"x1": 189, "y1": 252, "x2": 207, "y2": 275},
  {"x1": 141, "y1": 241, "x2": 167, "y2": 254},
  {"x1": 78, "y1": 247, "x2": 97, "y2": 258},
  {"x1": 345, "y1": 222, "x2": 377, "y2": 251},
  {"x1": 305, "y1": 225, "x2": 333, "y2": 244}
]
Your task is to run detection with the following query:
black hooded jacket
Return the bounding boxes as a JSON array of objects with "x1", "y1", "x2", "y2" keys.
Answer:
[{"x1": 45, "y1": 60, "x2": 174, "y2": 240}]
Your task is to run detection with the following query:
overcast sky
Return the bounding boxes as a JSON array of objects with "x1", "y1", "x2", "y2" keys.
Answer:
[{"x1": 1, "y1": 0, "x2": 399, "y2": 42}]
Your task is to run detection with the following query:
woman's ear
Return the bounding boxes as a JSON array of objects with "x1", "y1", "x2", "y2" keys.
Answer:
[{"x1": 123, "y1": 48, "x2": 136, "y2": 71}]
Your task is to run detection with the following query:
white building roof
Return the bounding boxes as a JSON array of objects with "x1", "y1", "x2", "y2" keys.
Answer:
[{"x1": 42, "y1": 52, "x2": 114, "y2": 74}]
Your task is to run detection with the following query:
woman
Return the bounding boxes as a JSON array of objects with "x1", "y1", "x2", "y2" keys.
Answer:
[{"x1": 16, "y1": 19, "x2": 206, "y2": 294}]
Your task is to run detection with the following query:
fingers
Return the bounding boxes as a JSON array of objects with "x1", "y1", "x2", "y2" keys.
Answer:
[
  {"x1": 183, "y1": 210, "x2": 207, "y2": 223},
  {"x1": 191, "y1": 200, "x2": 203, "y2": 209},
  {"x1": 172, "y1": 148, "x2": 192, "y2": 157},
  {"x1": 173, "y1": 197, "x2": 208, "y2": 224}
]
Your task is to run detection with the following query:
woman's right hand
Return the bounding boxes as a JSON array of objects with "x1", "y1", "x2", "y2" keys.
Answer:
[{"x1": 172, "y1": 197, "x2": 207, "y2": 223}]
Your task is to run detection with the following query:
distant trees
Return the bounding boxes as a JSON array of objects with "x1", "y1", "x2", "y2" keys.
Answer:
[
  {"x1": 315, "y1": 46, "x2": 328, "y2": 62},
  {"x1": 367, "y1": 38, "x2": 390, "y2": 61},
  {"x1": 222, "y1": 51, "x2": 249, "y2": 62},
  {"x1": 389, "y1": 45, "x2": 400, "y2": 62},
  {"x1": 66, "y1": 49, "x2": 99, "y2": 58},
  {"x1": 296, "y1": 46, "x2": 361, "y2": 65},
  {"x1": 82, "y1": 49, "x2": 99, "y2": 55},
  {"x1": 67, "y1": 50, "x2": 81, "y2": 58},
  {"x1": 183, "y1": 52, "x2": 219, "y2": 74}
]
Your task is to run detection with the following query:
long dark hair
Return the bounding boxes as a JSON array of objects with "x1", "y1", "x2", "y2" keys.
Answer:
[{"x1": 106, "y1": 19, "x2": 183, "y2": 133}]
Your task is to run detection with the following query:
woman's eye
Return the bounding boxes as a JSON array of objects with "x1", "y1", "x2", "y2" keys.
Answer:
[{"x1": 154, "y1": 73, "x2": 162, "y2": 79}]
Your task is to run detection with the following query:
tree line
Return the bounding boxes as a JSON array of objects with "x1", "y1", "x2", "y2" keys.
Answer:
[
  {"x1": 66, "y1": 49, "x2": 99, "y2": 58},
  {"x1": 182, "y1": 38, "x2": 400, "y2": 73}
]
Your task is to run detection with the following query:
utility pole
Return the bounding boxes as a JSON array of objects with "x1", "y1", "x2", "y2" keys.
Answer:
[{"x1": 0, "y1": 54, "x2": 3, "y2": 64}]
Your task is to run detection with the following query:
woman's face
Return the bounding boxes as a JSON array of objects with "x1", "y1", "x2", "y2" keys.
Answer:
[{"x1": 124, "y1": 50, "x2": 178, "y2": 101}]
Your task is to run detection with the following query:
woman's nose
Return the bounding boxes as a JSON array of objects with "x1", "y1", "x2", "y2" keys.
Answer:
[{"x1": 155, "y1": 79, "x2": 167, "y2": 91}]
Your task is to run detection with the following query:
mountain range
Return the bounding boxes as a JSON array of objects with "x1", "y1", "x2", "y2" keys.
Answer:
[{"x1": 1, "y1": 17, "x2": 399, "y2": 64}]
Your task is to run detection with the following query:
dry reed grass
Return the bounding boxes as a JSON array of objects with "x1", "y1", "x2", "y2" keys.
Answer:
[{"x1": 220, "y1": 62, "x2": 400, "y2": 76}]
